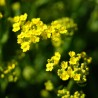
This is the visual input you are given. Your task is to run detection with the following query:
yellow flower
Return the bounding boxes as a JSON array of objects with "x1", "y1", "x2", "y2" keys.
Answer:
[
  {"x1": 21, "y1": 42, "x2": 30, "y2": 52},
  {"x1": 45, "y1": 80, "x2": 54, "y2": 91},
  {"x1": 58, "y1": 69, "x2": 69, "y2": 81},
  {"x1": 67, "y1": 67, "x2": 74, "y2": 78},
  {"x1": 69, "y1": 57, "x2": 79, "y2": 65},
  {"x1": 87, "y1": 57, "x2": 92, "y2": 63},
  {"x1": 12, "y1": 22, "x2": 20, "y2": 32},
  {"x1": 30, "y1": 36, "x2": 40, "y2": 43},
  {"x1": 69, "y1": 51, "x2": 75, "y2": 57},
  {"x1": 73, "y1": 91, "x2": 85, "y2": 98},
  {"x1": 46, "y1": 52, "x2": 61, "y2": 70},
  {"x1": 46, "y1": 63, "x2": 54, "y2": 71},
  {"x1": 81, "y1": 52, "x2": 86, "y2": 57},
  {"x1": 20, "y1": 13, "x2": 27, "y2": 21},
  {"x1": 61, "y1": 61, "x2": 68, "y2": 69},
  {"x1": 54, "y1": 52, "x2": 61, "y2": 63},
  {"x1": 58, "y1": 89, "x2": 70, "y2": 97},
  {"x1": 60, "y1": 71, "x2": 69, "y2": 80},
  {"x1": 13, "y1": 16, "x2": 20, "y2": 22},
  {"x1": 73, "y1": 74, "x2": 81, "y2": 81},
  {"x1": 58, "y1": 89, "x2": 66, "y2": 95}
]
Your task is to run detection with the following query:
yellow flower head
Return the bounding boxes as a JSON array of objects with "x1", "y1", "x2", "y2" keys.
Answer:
[
  {"x1": 69, "y1": 57, "x2": 79, "y2": 65},
  {"x1": 20, "y1": 13, "x2": 27, "y2": 21},
  {"x1": 57, "y1": 69, "x2": 69, "y2": 81},
  {"x1": 45, "y1": 80, "x2": 54, "y2": 91},
  {"x1": 21, "y1": 42, "x2": 30, "y2": 52},
  {"x1": 46, "y1": 63, "x2": 54, "y2": 71},
  {"x1": 61, "y1": 61, "x2": 68, "y2": 69},
  {"x1": 12, "y1": 22, "x2": 21, "y2": 32},
  {"x1": 69, "y1": 51, "x2": 76, "y2": 57},
  {"x1": 73, "y1": 74, "x2": 81, "y2": 81}
]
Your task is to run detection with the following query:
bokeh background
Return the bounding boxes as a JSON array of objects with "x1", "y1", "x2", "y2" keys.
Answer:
[{"x1": 0, "y1": 0, "x2": 98, "y2": 98}]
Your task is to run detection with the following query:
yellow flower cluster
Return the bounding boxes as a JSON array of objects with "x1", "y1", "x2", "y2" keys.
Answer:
[
  {"x1": 0, "y1": 61, "x2": 18, "y2": 82},
  {"x1": 12, "y1": 13, "x2": 77, "y2": 52},
  {"x1": 46, "y1": 52, "x2": 61, "y2": 71},
  {"x1": 46, "y1": 51, "x2": 92, "y2": 83},
  {"x1": 12, "y1": 13, "x2": 47, "y2": 52},
  {"x1": 57, "y1": 17, "x2": 77, "y2": 31},
  {"x1": 51, "y1": 17, "x2": 77, "y2": 47},
  {"x1": 12, "y1": 13, "x2": 27, "y2": 32},
  {"x1": 58, "y1": 51, "x2": 92, "y2": 82},
  {"x1": 58, "y1": 89, "x2": 85, "y2": 98}
]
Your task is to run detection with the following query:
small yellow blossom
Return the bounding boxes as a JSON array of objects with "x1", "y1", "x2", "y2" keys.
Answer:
[
  {"x1": 61, "y1": 61, "x2": 68, "y2": 69},
  {"x1": 81, "y1": 52, "x2": 86, "y2": 57},
  {"x1": 30, "y1": 36, "x2": 40, "y2": 43},
  {"x1": 58, "y1": 89, "x2": 66, "y2": 95},
  {"x1": 69, "y1": 51, "x2": 76, "y2": 57},
  {"x1": 58, "y1": 90, "x2": 85, "y2": 98},
  {"x1": 73, "y1": 91, "x2": 85, "y2": 98},
  {"x1": 58, "y1": 69, "x2": 69, "y2": 81},
  {"x1": 21, "y1": 42, "x2": 30, "y2": 52},
  {"x1": 46, "y1": 63, "x2": 54, "y2": 71},
  {"x1": 46, "y1": 52, "x2": 61, "y2": 71},
  {"x1": 87, "y1": 57, "x2": 92, "y2": 63},
  {"x1": 45, "y1": 80, "x2": 54, "y2": 91},
  {"x1": 73, "y1": 74, "x2": 81, "y2": 81},
  {"x1": 69, "y1": 57, "x2": 79, "y2": 65},
  {"x1": 12, "y1": 22, "x2": 21, "y2": 32},
  {"x1": 13, "y1": 16, "x2": 20, "y2": 23},
  {"x1": 67, "y1": 66, "x2": 74, "y2": 78},
  {"x1": 20, "y1": 13, "x2": 27, "y2": 21},
  {"x1": 61, "y1": 71, "x2": 69, "y2": 80},
  {"x1": 57, "y1": 89, "x2": 70, "y2": 97},
  {"x1": 53, "y1": 52, "x2": 61, "y2": 64}
]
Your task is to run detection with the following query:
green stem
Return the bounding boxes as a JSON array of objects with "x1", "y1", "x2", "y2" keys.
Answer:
[{"x1": 67, "y1": 79, "x2": 75, "y2": 91}]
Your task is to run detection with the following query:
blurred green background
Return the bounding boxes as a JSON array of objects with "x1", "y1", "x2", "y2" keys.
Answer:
[{"x1": 0, "y1": 0, "x2": 98, "y2": 98}]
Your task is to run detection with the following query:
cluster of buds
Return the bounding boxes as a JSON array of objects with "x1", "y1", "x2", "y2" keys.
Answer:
[
  {"x1": 0, "y1": 61, "x2": 18, "y2": 82},
  {"x1": 58, "y1": 88, "x2": 85, "y2": 98}
]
